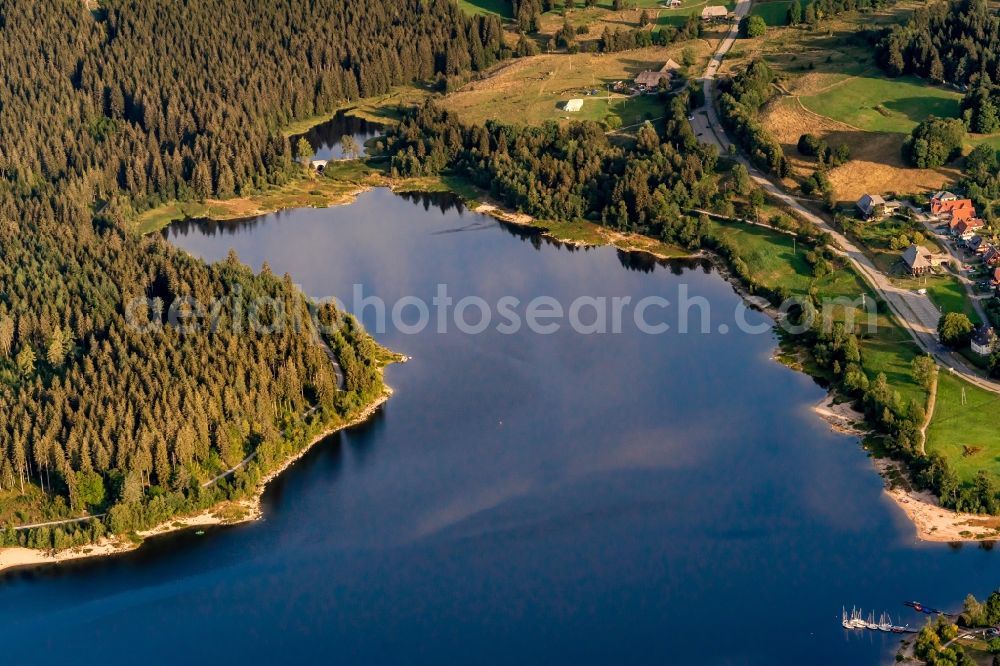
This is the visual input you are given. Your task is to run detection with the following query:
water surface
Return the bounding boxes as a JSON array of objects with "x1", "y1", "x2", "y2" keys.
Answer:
[
  {"x1": 2, "y1": 189, "x2": 996, "y2": 665},
  {"x1": 293, "y1": 109, "x2": 382, "y2": 161}
]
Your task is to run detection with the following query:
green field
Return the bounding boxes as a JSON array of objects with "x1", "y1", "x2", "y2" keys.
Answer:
[
  {"x1": 707, "y1": 218, "x2": 927, "y2": 405},
  {"x1": 894, "y1": 272, "x2": 980, "y2": 322},
  {"x1": 926, "y1": 373, "x2": 1000, "y2": 484},
  {"x1": 456, "y1": 0, "x2": 513, "y2": 17},
  {"x1": 800, "y1": 74, "x2": 962, "y2": 134},
  {"x1": 750, "y1": 1, "x2": 791, "y2": 25}
]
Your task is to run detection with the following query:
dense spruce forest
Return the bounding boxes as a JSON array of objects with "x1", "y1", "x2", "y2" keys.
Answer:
[
  {"x1": 876, "y1": 0, "x2": 1000, "y2": 134},
  {"x1": 385, "y1": 93, "x2": 719, "y2": 247},
  {"x1": 876, "y1": 0, "x2": 998, "y2": 85},
  {"x1": 0, "y1": 0, "x2": 500, "y2": 548}
]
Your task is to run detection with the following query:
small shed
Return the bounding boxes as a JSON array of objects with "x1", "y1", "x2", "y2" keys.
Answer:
[{"x1": 564, "y1": 98, "x2": 584, "y2": 112}]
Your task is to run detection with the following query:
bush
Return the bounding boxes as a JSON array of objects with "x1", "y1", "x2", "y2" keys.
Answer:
[
  {"x1": 938, "y1": 312, "x2": 975, "y2": 347},
  {"x1": 741, "y1": 15, "x2": 767, "y2": 38},
  {"x1": 904, "y1": 116, "x2": 966, "y2": 168}
]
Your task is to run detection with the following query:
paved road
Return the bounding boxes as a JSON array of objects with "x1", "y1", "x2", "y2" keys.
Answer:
[{"x1": 690, "y1": 10, "x2": 1000, "y2": 395}]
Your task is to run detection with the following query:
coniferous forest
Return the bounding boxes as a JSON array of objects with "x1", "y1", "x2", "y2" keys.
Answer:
[{"x1": 0, "y1": 0, "x2": 501, "y2": 547}]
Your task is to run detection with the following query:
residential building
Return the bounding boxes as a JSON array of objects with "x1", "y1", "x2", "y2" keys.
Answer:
[
  {"x1": 985, "y1": 247, "x2": 1000, "y2": 268},
  {"x1": 954, "y1": 218, "x2": 985, "y2": 240},
  {"x1": 902, "y1": 244, "x2": 945, "y2": 276},
  {"x1": 932, "y1": 197, "x2": 975, "y2": 220},
  {"x1": 971, "y1": 324, "x2": 998, "y2": 356},
  {"x1": 856, "y1": 194, "x2": 900, "y2": 220}
]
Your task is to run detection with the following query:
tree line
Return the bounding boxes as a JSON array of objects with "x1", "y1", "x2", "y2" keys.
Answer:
[{"x1": 718, "y1": 60, "x2": 790, "y2": 178}]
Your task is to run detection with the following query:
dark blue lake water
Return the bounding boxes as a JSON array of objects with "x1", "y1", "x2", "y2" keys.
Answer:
[{"x1": 1, "y1": 189, "x2": 996, "y2": 665}]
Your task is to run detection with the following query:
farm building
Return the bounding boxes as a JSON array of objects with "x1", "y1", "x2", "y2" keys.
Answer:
[
  {"x1": 664, "y1": 0, "x2": 682, "y2": 7},
  {"x1": 701, "y1": 5, "x2": 729, "y2": 19},
  {"x1": 309, "y1": 159, "x2": 329, "y2": 172},
  {"x1": 563, "y1": 98, "x2": 584, "y2": 112},
  {"x1": 902, "y1": 244, "x2": 945, "y2": 276},
  {"x1": 661, "y1": 59, "x2": 682, "y2": 72},
  {"x1": 634, "y1": 71, "x2": 670, "y2": 88}
]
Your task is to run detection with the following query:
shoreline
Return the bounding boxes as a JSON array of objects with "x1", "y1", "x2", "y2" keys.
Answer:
[
  {"x1": 0, "y1": 387, "x2": 393, "y2": 575},
  {"x1": 138, "y1": 176, "x2": 997, "y2": 550},
  {"x1": 875, "y1": 457, "x2": 1000, "y2": 543},
  {"x1": 471, "y1": 201, "x2": 703, "y2": 262}
]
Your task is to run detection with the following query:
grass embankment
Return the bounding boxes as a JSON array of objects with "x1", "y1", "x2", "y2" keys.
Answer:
[
  {"x1": 441, "y1": 46, "x2": 713, "y2": 129},
  {"x1": 926, "y1": 372, "x2": 1000, "y2": 484}
]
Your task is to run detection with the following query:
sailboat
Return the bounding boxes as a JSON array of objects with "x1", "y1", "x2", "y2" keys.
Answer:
[
  {"x1": 865, "y1": 611, "x2": 878, "y2": 630},
  {"x1": 842, "y1": 607, "x2": 852, "y2": 629},
  {"x1": 879, "y1": 613, "x2": 892, "y2": 632},
  {"x1": 849, "y1": 607, "x2": 866, "y2": 629}
]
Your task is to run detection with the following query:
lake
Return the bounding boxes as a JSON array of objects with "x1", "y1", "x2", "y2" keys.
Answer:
[
  {"x1": 1, "y1": 188, "x2": 996, "y2": 665},
  {"x1": 293, "y1": 109, "x2": 382, "y2": 161}
]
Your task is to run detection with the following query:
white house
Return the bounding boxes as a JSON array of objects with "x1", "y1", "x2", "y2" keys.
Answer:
[
  {"x1": 564, "y1": 98, "x2": 584, "y2": 112},
  {"x1": 972, "y1": 324, "x2": 997, "y2": 356}
]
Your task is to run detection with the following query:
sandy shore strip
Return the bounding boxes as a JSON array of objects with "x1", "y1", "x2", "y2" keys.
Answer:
[
  {"x1": 812, "y1": 394, "x2": 868, "y2": 436},
  {"x1": 0, "y1": 388, "x2": 393, "y2": 574},
  {"x1": 875, "y1": 458, "x2": 1000, "y2": 543},
  {"x1": 809, "y1": 396, "x2": 1000, "y2": 543}
]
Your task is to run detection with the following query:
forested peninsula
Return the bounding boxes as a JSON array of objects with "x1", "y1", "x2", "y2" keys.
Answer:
[{"x1": 0, "y1": 0, "x2": 501, "y2": 556}]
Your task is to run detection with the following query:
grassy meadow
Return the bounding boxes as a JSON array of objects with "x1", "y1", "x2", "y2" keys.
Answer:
[
  {"x1": 798, "y1": 75, "x2": 962, "y2": 134},
  {"x1": 926, "y1": 372, "x2": 1000, "y2": 484},
  {"x1": 440, "y1": 46, "x2": 711, "y2": 128}
]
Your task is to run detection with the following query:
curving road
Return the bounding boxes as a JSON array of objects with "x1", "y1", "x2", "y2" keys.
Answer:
[{"x1": 689, "y1": 9, "x2": 1000, "y2": 395}]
